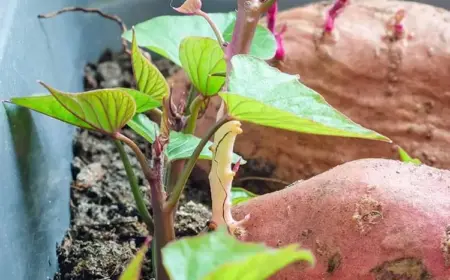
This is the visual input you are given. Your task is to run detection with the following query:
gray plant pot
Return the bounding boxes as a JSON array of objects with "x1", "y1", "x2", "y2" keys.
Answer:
[{"x1": 0, "y1": 0, "x2": 448, "y2": 279}]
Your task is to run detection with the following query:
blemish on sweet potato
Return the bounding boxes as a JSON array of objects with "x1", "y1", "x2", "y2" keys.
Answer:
[
  {"x1": 327, "y1": 252, "x2": 342, "y2": 274},
  {"x1": 370, "y1": 257, "x2": 431, "y2": 280},
  {"x1": 352, "y1": 195, "x2": 383, "y2": 234},
  {"x1": 440, "y1": 226, "x2": 450, "y2": 267}
]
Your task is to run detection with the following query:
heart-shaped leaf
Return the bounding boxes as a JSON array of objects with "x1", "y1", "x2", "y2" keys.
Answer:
[
  {"x1": 162, "y1": 227, "x2": 315, "y2": 280},
  {"x1": 220, "y1": 55, "x2": 390, "y2": 141},
  {"x1": 124, "y1": 12, "x2": 277, "y2": 65},
  {"x1": 126, "y1": 114, "x2": 243, "y2": 163},
  {"x1": 40, "y1": 82, "x2": 136, "y2": 134},
  {"x1": 223, "y1": 22, "x2": 276, "y2": 60},
  {"x1": 127, "y1": 113, "x2": 159, "y2": 143},
  {"x1": 119, "y1": 237, "x2": 151, "y2": 280},
  {"x1": 120, "y1": 88, "x2": 161, "y2": 113},
  {"x1": 8, "y1": 94, "x2": 93, "y2": 130},
  {"x1": 179, "y1": 37, "x2": 226, "y2": 96},
  {"x1": 231, "y1": 187, "x2": 258, "y2": 205},
  {"x1": 124, "y1": 12, "x2": 236, "y2": 65},
  {"x1": 7, "y1": 88, "x2": 158, "y2": 130},
  {"x1": 131, "y1": 29, "x2": 169, "y2": 101}
]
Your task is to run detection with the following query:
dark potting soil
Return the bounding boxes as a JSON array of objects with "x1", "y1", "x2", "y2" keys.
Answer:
[
  {"x1": 53, "y1": 50, "x2": 212, "y2": 280},
  {"x1": 53, "y1": 49, "x2": 278, "y2": 279}
]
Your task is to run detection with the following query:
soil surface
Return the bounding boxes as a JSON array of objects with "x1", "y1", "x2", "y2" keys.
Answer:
[{"x1": 53, "y1": 50, "x2": 213, "y2": 280}]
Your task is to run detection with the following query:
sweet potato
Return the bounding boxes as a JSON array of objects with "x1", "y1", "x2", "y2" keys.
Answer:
[
  {"x1": 232, "y1": 158, "x2": 450, "y2": 279},
  {"x1": 178, "y1": 0, "x2": 450, "y2": 184}
]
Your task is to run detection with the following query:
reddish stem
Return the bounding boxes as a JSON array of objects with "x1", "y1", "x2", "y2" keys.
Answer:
[
  {"x1": 267, "y1": 1, "x2": 286, "y2": 60},
  {"x1": 323, "y1": 0, "x2": 348, "y2": 34}
]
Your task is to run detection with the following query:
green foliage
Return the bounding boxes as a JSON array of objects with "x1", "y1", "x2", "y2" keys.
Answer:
[
  {"x1": 231, "y1": 187, "x2": 258, "y2": 205},
  {"x1": 9, "y1": 94, "x2": 94, "y2": 130},
  {"x1": 119, "y1": 238, "x2": 151, "y2": 280},
  {"x1": 127, "y1": 113, "x2": 159, "y2": 143},
  {"x1": 123, "y1": 12, "x2": 276, "y2": 65},
  {"x1": 8, "y1": 83, "x2": 160, "y2": 135},
  {"x1": 42, "y1": 83, "x2": 136, "y2": 134},
  {"x1": 179, "y1": 37, "x2": 226, "y2": 96},
  {"x1": 162, "y1": 227, "x2": 315, "y2": 280},
  {"x1": 126, "y1": 114, "x2": 243, "y2": 163},
  {"x1": 120, "y1": 88, "x2": 161, "y2": 113},
  {"x1": 131, "y1": 29, "x2": 169, "y2": 101},
  {"x1": 220, "y1": 55, "x2": 390, "y2": 141},
  {"x1": 398, "y1": 146, "x2": 422, "y2": 165},
  {"x1": 223, "y1": 21, "x2": 276, "y2": 60},
  {"x1": 123, "y1": 12, "x2": 235, "y2": 65}
]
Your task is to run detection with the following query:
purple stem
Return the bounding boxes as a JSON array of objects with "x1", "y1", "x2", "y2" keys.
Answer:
[
  {"x1": 267, "y1": 1, "x2": 285, "y2": 60},
  {"x1": 324, "y1": 0, "x2": 348, "y2": 33}
]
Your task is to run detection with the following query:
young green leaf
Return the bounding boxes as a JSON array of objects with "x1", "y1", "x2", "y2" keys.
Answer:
[
  {"x1": 179, "y1": 37, "x2": 226, "y2": 96},
  {"x1": 119, "y1": 237, "x2": 151, "y2": 280},
  {"x1": 39, "y1": 82, "x2": 136, "y2": 134},
  {"x1": 8, "y1": 94, "x2": 93, "y2": 130},
  {"x1": 162, "y1": 227, "x2": 314, "y2": 280},
  {"x1": 8, "y1": 88, "x2": 158, "y2": 129},
  {"x1": 231, "y1": 187, "x2": 258, "y2": 205},
  {"x1": 127, "y1": 113, "x2": 159, "y2": 143},
  {"x1": 120, "y1": 88, "x2": 161, "y2": 113},
  {"x1": 125, "y1": 114, "x2": 243, "y2": 163},
  {"x1": 220, "y1": 55, "x2": 390, "y2": 141},
  {"x1": 223, "y1": 22, "x2": 276, "y2": 60},
  {"x1": 123, "y1": 12, "x2": 236, "y2": 65},
  {"x1": 398, "y1": 146, "x2": 422, "y2": 165},
  {"x1": 167, "y1": 131, "x2": 242, "y2": 163},
  {"x1": 131, "y1": 29, "x2": 169, "y2": 101},
  {"x1": 173, "y1": 0, "x2": 202, "y2": 14}
]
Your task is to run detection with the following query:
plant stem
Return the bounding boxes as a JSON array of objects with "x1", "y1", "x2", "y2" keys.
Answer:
[
  {"x1": 184, "y1": 84, "x2": 196, "y2": 115},
  {"x1": 114, "y1": 140, "x2": 154, "y2": 233},
  {"x1": 115, "y1": 133, "x2": 153, "y2": 183},
  {"x1": 147, "y1": 149, "x2": 173, "y2": 280},
  {"x1": 184, "y1": 95, "x2": 204, "y2": 135},
  {"x1": 115, "y1": 133, "x2": 172, "y2": 280},
  {"x1": 196, "y1": 10, "x2": 225, "y2": 47},
  {"x1": 225, "y1": 0, "x2": 275, "y2": 82},
  {"x1": 38, "y1": 6, "x2": 130, "y2": 55},
  {"x1": 164, "y1": 116, "x2": 232, "y2": 212}
]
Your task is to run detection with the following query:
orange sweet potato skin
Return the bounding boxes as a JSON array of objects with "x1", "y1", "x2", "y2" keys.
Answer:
[
  {"x1": 232, "y1": 159, "x2": 450, "y2": 279},
  {"x1": 180, "y1": 0, "x2": 450, "y2": 184}
]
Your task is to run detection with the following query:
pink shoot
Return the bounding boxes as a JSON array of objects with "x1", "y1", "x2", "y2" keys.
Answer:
[
  {"x1": 267, "y1": 1, "x2": 286, "y2": 60},
  {"x1": 323, "y1": 0, "x2": 349, "y2": 34}
]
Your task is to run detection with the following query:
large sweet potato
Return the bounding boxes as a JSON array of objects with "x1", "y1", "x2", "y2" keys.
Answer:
[
  {"x1": 232, "y1": 159, "x2": 450, "y2": 279},
  {"x1": 177, "y1": 0, "x2": 450, "y2": 185}
]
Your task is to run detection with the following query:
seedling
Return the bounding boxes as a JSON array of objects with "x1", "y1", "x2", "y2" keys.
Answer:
[{"x1": 4, "y1": 0, "x2": 391, "y2": 279}]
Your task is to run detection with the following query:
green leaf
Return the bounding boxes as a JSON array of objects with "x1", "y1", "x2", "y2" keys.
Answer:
[
  {"x1": 127, "y1": 113, "x2": 159, "y2": 143},
  {"x1": 124, "y1": 12, "x2": 236, "y2": 65},
  {"x1": 167, "y1": 131, "x2": 243, "y2": 164},
  {"x1": 131, "y1": 29, "x2": 169, "y2": 101},
  {"x1": 231, "y1": 187, "x2": 258, "y2": 206},
  {"x1": 162, "y1": 227, "x2": 314, "y2": 280},
  {"x1": 120, "y1": 88, "x2": 161, "y2": 113},
  {"x1": 179, "y1": 37, "x2": 226, "y2": 96},
  {"x1": 39, "y1": 82, "x2": 136, "y2": 134},
  {"x1": 126, "y1": 114, "x2": 243, "y2": 164},
  {"x1": 119, "y1": 237, "x2": 151, "y2": 280},
  {"x1": 220, "y1": 55, "x2": 391, "y2": 141},
  {"x1": 8, "y1": 94, "x2": 93, "y2": 130},
  {"x1": 223, "y1": 22, "x2": 276, "y2": 60},
  {"x1": 8, "y1": 88, "x2": 157, "y2": 131},
  {"x1": 398, "y1": 146, "x2": 422, "y2": 165}
]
